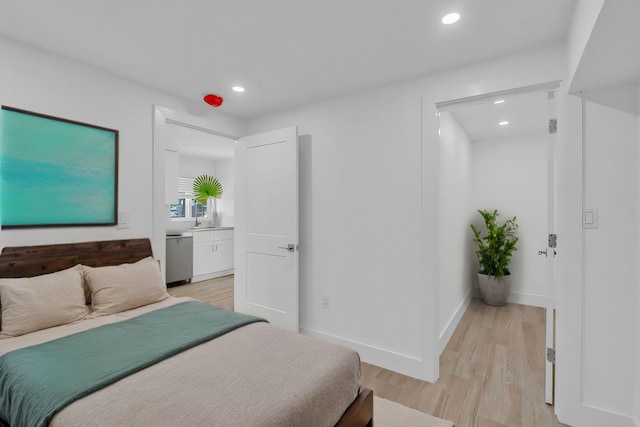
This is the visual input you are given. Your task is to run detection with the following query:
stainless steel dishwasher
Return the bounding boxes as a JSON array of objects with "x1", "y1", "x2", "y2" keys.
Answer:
[{"x1": 165, "y1": 234, "x2": 193, "y2": 284}]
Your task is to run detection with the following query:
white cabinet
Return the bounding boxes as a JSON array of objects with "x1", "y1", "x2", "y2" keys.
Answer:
[
  {"x1": 211, "y1": 239, "x2": 234, "y2": 272},
  {"x1": 192, "y1": 229, "x2": 234, "y2": 281},
  {"x1": 193, "y1": 241, "x2": 215, "y2": 277}
]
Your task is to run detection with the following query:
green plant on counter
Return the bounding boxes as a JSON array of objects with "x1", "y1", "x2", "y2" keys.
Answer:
[{"x1": 193, "y1": 174, "x2": 223, "y2": 204}]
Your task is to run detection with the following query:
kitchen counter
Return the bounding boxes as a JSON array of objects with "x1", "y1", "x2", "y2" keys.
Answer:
[
  {"x1": 166, "y1": 227, "x2": 234, "y2": 237},
  {"x1": 190, "y1": 227, "x2": 234, "y2": 231}
]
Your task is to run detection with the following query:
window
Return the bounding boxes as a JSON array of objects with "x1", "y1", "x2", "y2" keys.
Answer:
[
  {"x1": 191, "y1": 199, "x2": 207, "y2": 218},
  {"x1": 170, "y1": 199, "x2": 186, "y2": 218},
  {"x1": 170, "y1": 198, "x2": 208, "y2": 219},
  {"x1": 170, "y1": 177, "x2": 208, "y2": 221}
]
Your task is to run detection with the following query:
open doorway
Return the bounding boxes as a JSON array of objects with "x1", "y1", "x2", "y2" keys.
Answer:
[
  {"x1": 436, "y1": 81, "x2": 559, "y2": 405},
  {"x1": 163, "y1": 121, "x2": 236, "y2": 233},
  {"x1": 152, "y1": 106, "x2": 238, "y2": 288},
  {"x1": 153, "y1": 108, "x2": 300, "y2": 330}
]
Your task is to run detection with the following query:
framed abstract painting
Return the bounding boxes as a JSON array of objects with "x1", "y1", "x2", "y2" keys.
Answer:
[{"x1": 0, "y1": 106, "x2": 118, "y2": 229}]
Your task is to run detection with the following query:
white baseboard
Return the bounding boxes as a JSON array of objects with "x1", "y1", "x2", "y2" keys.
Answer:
[
  {"x1": 471, "y1": 287, "x2": 551, "y2": 308},
  {"x1": 506, "y1": 291, "x2": 550, "y2": 308},
  {"x1": 558, "y1": 402, "x2": 636, "y2": 427},
  {"x1": 439, "y1": 291, "x2": 473, "y2": 353},
  {"x1": 299, "y1": 327, "x2": 425, "y2": 381},
  {"x1": 191, "y1": 269, "x2": 234, "y2": 283}
]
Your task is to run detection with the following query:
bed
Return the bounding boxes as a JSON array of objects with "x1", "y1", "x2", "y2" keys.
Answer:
[{"x1": 0, "y1": 238, "x2": 373, "y2": 427}]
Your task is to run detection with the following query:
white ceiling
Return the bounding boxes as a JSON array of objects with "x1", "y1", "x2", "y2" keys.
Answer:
[
  {"x1": 0, "y1": 0, "x2": 577, "y2": 119},
  {"x1": 569, "y1": 0, "x2": 640, "y2": 93},
  {"x1": 165, "y1": 122, "x2": 235, "y2": 159},
  {"x1": 447, "y1": 89, "x2": 557, "y2": 142}
]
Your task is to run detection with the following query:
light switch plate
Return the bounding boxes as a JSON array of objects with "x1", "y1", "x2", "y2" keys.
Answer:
[
  {"x1": 583, "y1": 209, "x2": 599, "y2": 229},
  {"x1": 117, "y1": 211, "x2": 130, "y2": 229}
]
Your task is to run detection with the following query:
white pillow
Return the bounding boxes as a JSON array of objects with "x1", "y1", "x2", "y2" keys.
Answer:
[
  {"x1": 0, "y1": 265, "x2": 90, "y2": 338},
  {"x1": 83, "y1": 257, "x2": 168, "y2": 316}
]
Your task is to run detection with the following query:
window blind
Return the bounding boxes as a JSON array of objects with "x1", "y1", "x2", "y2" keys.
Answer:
[{"x1": 178, "y1": 177, "x2": 194, "y2": 196}]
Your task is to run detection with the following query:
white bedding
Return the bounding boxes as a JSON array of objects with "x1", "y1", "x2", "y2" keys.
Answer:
[{"x1": 0, "y1": 297, "x2": 362, "y2": 427}]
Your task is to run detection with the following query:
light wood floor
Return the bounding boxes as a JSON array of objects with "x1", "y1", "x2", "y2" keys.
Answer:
[
  {"x1": 362, "y1": 300, "x2": 569, "y2": 427},
  {"x1": 167, "y1": 275, "x2": 234, "y2": 311},
  {"x1": 168, "y1": 277, "x2": 568, "y2": 427}
]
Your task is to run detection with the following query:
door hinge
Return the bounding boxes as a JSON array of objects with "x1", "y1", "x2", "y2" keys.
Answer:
[
  {"x1": 547, "y1": 347, "x2": 556, "y2": 364},
  {"x1": 548, "y1": 234, "x2": 557, "y2": 248},
  {"x1": 549, "y1": 118, "x2": 557, "y2": 134}
]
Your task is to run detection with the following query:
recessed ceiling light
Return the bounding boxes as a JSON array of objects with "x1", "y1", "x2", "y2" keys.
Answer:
[
  {"x1": 442, "y1": 12, "x2": 461, "y2": 25},
  {"x1": 494, "y1": 99, "x2": 505, "y2": 104},
  {"x1": 499, "y1": 121, "x2": 510, "y2": 126},
  {"x1": 232, "y1": 86, "x2": 245, "y2": 93}
]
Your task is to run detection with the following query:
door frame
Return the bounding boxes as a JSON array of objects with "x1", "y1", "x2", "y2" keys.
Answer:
[
  {"x1": 434, "y1": 80, "x2": 561, "y2": 404},
  {"x1": 545, "y1": 89, "x2": 559, "y2": 405},
  {"x1": 151, "y1": 105, "x2": 240, "y2": 280}
]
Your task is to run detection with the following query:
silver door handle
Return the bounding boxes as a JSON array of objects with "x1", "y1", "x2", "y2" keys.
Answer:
[{"x1": 278, "y1": 244, "x2": 295, "y2": 252}]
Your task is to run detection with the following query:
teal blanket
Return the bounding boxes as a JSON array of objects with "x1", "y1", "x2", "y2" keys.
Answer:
[{"x1": 0, "y1": 301, "x2": 265, "y2": 427}]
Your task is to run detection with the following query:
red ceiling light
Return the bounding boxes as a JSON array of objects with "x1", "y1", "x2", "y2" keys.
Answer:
[{"x1": 203, "y1": 94, "x2": 223, "y2": 107}]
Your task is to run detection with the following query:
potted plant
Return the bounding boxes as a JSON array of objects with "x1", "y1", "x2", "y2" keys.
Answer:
[
  {"x1": 193, "y1": 174, "x2": 223, "y2": 227},
  {"x1": 470, "y1": 209, "x2": 518, "y2": 306}
]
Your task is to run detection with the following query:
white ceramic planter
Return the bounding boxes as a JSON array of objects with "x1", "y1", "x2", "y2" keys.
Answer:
[{"x1": 477, "y1": 272, "x2": 511, "y2": 306}]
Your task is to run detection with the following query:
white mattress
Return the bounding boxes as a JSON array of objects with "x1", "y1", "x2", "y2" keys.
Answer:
[{"x1": 0, "y1": 297, "x2": 362, "y2": 427}]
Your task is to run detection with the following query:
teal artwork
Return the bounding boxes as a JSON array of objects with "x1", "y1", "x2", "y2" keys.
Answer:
[{"x1": 0, "y1": 106, "x2": 118, "y2": 228}]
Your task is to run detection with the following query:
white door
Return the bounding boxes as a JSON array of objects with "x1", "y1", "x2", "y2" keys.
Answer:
[
  {"x1": 234, "y1": 126, "x2": 299, "y2": 331},
  {"x1": 545, "y1": 120, "x2": 557, "y2": 405}
]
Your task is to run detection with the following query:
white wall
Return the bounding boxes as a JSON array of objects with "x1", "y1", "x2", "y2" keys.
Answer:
[
  {"x1": 437, "y1": 111, "x2": 473, "y2": 352},
  {"x1": 471, "y1": 133, "x2": 550, "y2": 306},
  {"x1": 178, "y1": 155, "x2": 216, "y2": 178},
  {"x1": 557, "y1": 1, "x2": 640, "y2": 424},
  {"x1": 248, "y1": 44, "x2": 566, "y2": 381},
  {"x1": 567, "y1": 0, "x2": 605, "y2": 91},
  {"x1": 582, "y1": 99, "x2": 637, "y2": 419},
  {"x1": 249, "y1": 82, "x2": 426, "y2": 377},
  {"x1": 556, "y1": 81, "x2": 639, "y2": 425},
  {"x1": 557, "y1": 91, "x2": 639, "y2": 427},
  {"x1": 0, "y1": 37, "x2": 246, "y2": 268},
  {"x1": 636, "y1": 84, "x2": 640, "y2": 427},
  {"x1": 581, "y1": 83, "x2": 640, "y2": 116},
  {"x1": 215, "y1": 159, "x2": 235, "y2": 227}
]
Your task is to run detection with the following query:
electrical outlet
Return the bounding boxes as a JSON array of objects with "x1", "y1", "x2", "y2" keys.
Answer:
[{"x1": 322, "y1": 296, "x2": 331, "y2": 310}]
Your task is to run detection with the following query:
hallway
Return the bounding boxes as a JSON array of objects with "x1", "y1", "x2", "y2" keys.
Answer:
[{"x1": 362, "y1": 299, "x2": 567, "y2": 426}]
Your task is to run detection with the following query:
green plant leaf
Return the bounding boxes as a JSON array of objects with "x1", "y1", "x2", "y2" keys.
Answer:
[
  {"x1": 193, "y1": 174, "x2": 223, "y2": 205},
  {"x1": 470, "y1": 209, "x2": 518, "y2": 279}
]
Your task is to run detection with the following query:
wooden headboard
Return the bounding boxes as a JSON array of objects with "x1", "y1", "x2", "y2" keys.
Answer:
[{"x1": 0, "y1": 239, "x2": 153, "y2": 278}]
